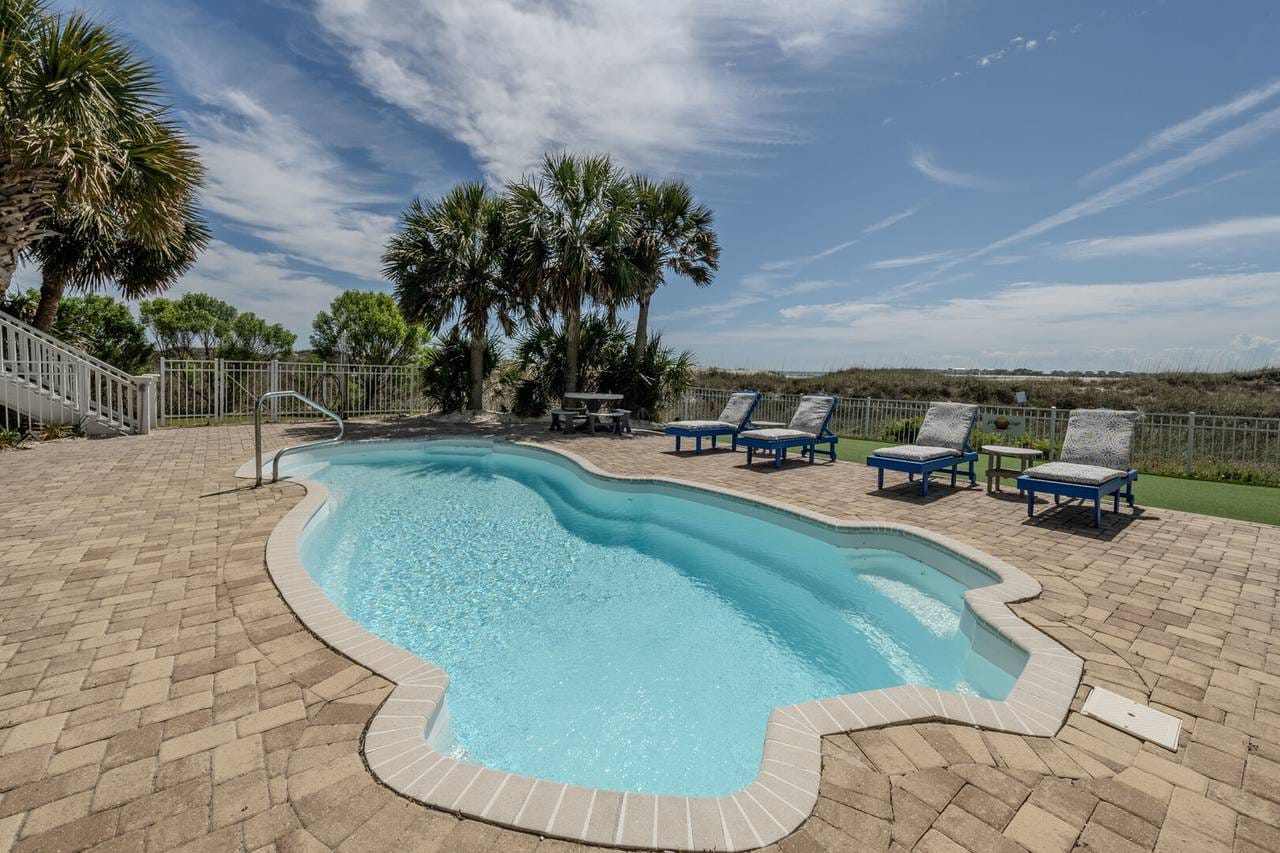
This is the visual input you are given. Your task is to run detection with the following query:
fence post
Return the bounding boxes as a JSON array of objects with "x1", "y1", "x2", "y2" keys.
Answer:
[
  {"x1": 214, "y1": 358, "x2": 224, "y2": 424},
  {"x1": 1186, "y1": 412, "x2": 1196, "y2": 477},
  {"x1": 134, "y1": 374, "x2": 157, "y2": 434},
  {"x1": 158, "y1": 357, "x2": 166, "y2": 427},
  {"x1": 269, "y1": 360, "x2": 279, "y2": 423},
  {"x1": 1048, "y1": 407, "x2": 1057, "y2": 460},
  {"x1": 863, "y1": 397, "x2": 872, "y2": 439}
]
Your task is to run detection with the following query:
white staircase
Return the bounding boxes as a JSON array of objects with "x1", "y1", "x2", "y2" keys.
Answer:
[{"x1": 0, "y1": 312, "x2": 156, "y2": 436}]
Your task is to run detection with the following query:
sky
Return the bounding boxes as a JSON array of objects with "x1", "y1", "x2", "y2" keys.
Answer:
[{"x1": 51, "y1": 0, "x2": 1280, "y2": 371}]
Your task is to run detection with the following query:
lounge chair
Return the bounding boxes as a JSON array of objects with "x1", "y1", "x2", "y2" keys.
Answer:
[
  {"x1": 866, "y1": 402, "x2": 979, "y2": 496},
  {"x1": 664, "y1": 391, "x2": 761, "y2": 454},
  {"x1": 736, "y1": 395, "x2": 838, "y2": 469},
  {"x1": 1018, "y1": 409, "x2": 1138, "y2": 528}
]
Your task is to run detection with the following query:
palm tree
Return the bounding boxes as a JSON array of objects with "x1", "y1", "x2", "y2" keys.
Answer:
[
  {"x1": 29, "y1": 147, "x2": 208, "y2": 331},
  {"x1": 627, "y1": 177, "x2": 719, "y2": 365},
  {"x1": 506, "y1": 153, "x2": 639, "y2": 394},
  {"x1": 383, "y1": 182, "x2": 522, "y2": 411},
  {"x1": 0, "y1": 0, "x2": 184, "y2": 297}
]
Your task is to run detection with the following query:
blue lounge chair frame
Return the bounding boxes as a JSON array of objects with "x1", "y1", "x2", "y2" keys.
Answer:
[
  {"x1": 736, "y1": 395, "x2": 839, "y2": 469},
  {"x1": 867, "y1": 450, "x2": 979, "y2": 496},
  {"x1": 665, "y1": 391, "x2": 761, "y2": 455},
  {"x1": 1018, "y1": 470, "x2": 1137, "y2": 528}
]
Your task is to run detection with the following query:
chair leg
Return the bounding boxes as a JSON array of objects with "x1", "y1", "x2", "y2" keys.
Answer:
[
  {"x1": 877, "y1": 468, "x2": 884, "y2": 489},
  {"x1": 921, "y1": 473, "x2": 930, "y2": 497},
  {"x1": 747, "y1": 447, "x2": 754, "y2": 465},
  {"x1": 1126, "y1": 480, "x2": 1135, "y2": 507},
  {"x1": 675, "y1": 436, "x2": 681, "y2": 452},
  {"x1": 712, "y1": 435, "x2": 717, "y2": 449},
  {"x1": 808, "y1": 445, "x2": 815, "y2": 464},
  {"x1": 695, "y1": 436, "x2": 702, "y2": 455},
  {"x1": 731, "y1": 436, "x2": 737, "y2": 451},
  {"x1": 1026, "y1": 490, "x2": 1035, "y2": 517},
  {"x1": 950, "y1": 465, "x2": 957, "y2": 488},
  {"x1": 828, "y1": 442, "x2": 836, "y2": 462},
  {"x1": 1113, "y1": 491, "x2": 1120, "y2": 512},
  {"x1": 968, "y1": 459, "x2": 976, "y2": 484},
  {"x1": 1053, "y1": 494, "x2": 1060, "y2": 505},
  {"x1": 774, "y1": 448, "x2": 784, "y2": 469},
  {"x1": 1094, "y1": 498, "x2": 1102, "y2": 528}
]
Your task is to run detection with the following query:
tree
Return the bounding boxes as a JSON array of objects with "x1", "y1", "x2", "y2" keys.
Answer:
[
  {"x1": 140, "y1": 293, "x2": 235, "y2": 357},
  {"x1": 421, "y1": 326, "x2": 500, "y2": 413},
  {"x1": 50, "y1": 293, "x2": 153, "y2": 372},
  {"x1": 505, "y1": 154, "x2": 639, "y2": 394},
  {"x1": 627, "y1": 177, "x2": 719, "y2": 365},
  {"x1": 383, "y1": 183, "x2": 523, "y2": 411},
  {"x1": 218, "y1": 312, "x2": 294, "y2": 360},
  {"x1": 29, "y1": 170, "x2": 208, "y2": 331},
  {"x1": 310, "y1": 290, "x2": 424, "y2": 365},
  {"x1": 0, "y1": 0, "x2": 197, "y2": 297}
]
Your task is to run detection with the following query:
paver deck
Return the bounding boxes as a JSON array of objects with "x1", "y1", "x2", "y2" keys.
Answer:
[{"x1": 1, "y1": 418, "x2": 1278, "y2": 853}]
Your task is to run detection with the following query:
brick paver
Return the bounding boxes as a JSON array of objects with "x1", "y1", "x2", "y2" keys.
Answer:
[{"x1": 1, "y1": 419, "x2": 1278, "y2": 852}]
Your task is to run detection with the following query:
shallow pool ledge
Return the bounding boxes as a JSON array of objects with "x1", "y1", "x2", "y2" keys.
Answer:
[{"x1": 244, "y1": 436, "x2": 1083, "y2": 852}]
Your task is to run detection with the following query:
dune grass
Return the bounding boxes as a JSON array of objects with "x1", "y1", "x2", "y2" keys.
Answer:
[{"x1": 835, "y1": 437, "x2": 1279, "y2": 525}]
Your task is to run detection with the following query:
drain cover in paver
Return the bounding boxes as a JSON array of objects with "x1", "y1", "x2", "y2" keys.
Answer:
[{"x1": 1081, "y1": 687, "x2": 1181, "y2": 751}]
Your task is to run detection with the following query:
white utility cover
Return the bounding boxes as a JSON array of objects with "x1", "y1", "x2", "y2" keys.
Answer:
[{"x1": 1081, "y1": 687, "x2": 1181, "y2": 751}]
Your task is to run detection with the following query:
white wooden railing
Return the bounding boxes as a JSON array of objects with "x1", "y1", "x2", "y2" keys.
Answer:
[{"x1": 0, "y1": 312, "x2": 155, "y2": 435}]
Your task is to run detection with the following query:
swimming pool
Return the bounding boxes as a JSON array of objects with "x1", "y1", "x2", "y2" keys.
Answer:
[{"x1": 279, "y1": 440, "x2": 1041, "y2": 800}]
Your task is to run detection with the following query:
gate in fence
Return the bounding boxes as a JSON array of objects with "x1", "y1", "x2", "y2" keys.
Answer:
[
  {"x1": 159, "y1": 359, "x2": 426, "y2": 425},
  {"x1": 680, "y1": 387, "x2": 1280, "y2": 485}
]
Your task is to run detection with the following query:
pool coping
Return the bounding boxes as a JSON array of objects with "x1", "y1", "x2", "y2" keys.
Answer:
[{"x1": 238, "y1": 435, "x2": 1083, "y2": 852}]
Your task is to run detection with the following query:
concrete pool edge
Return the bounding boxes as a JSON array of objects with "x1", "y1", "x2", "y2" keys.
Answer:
[{"x1": 241, "y1": 435, "x2": 1084, "y2": 852}]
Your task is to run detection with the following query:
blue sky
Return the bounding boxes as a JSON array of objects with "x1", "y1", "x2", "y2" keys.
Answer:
[{"x1": 55, "y1": 0, "x2": 1280, "y2": 371}]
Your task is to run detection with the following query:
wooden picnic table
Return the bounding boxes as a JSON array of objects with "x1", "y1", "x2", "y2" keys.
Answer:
[{"x1": 562, "y1": 392, "x2": 623, "y2": 413}]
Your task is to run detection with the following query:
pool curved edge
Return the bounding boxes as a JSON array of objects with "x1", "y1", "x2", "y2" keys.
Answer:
[{"x1": 240, "y1": 436, "x2": 1083, "y2": 852}]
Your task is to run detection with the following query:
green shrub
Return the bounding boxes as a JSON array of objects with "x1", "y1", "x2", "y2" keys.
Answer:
[
  {"x1": 507, "y1": 314, "x2": 693, "y2": 420},
  {"x1": 880, "y1": 417, "x2": 922, "y2": 443},
  {"x1": 421, "y1": 327, "x2": 500, "y2": 413}
]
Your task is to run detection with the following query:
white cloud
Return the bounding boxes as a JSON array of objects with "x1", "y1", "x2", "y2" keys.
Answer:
[
  {"x1": 674, "y1": 272, "x2": 1280, "y2": 370},
  {"x1": 862, "y1": 204, "x2": 924, "y2": 234},
  {"x1": 155, "y1": 242, "x2": 348, "y2": 337},
  {"x1": 1061, "y1": 216, "x2": 1280, "y2": 259},
  {"x1": 1080, "y1": 78, "x2": 1280, "y2": 185},
  {"x1": 910, "y1": 147, "x2": 1010, "y2": 191},
  {"x1": 190, "y1": 92, "x2": 398, "y2": 280},
  {"x1": 982, "y1": 254, "x2": 1031, "y2": 266},
  {"x1": 312, "y1": 0, "x2": 910, "y2": 181},
  {"x1": 948, "y1": 104, "x2": 1280, "y2": 268},
  {"x1": 651, "y1": 272, "x2": 836, "y2": 325},
  {"x1": 866, "y1": 251, "x2": 954, "y2": 269},
  {"x1": 760, "y1": 203, "x2": 926, "y2": 272}
]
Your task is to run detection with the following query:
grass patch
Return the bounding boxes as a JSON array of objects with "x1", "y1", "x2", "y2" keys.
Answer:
[{"x1": 836, "y1": 437, "x2": 1280, "y2": 525}]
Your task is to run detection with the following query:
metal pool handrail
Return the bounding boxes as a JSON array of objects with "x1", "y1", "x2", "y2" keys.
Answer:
[{"x1": 254, "y1": 390, "x2": 344, "y2": 487}]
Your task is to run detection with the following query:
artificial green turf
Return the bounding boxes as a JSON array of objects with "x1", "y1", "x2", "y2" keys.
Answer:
[{"x1": 835, "y1": 437, "x2": 1280, "y2": 526}]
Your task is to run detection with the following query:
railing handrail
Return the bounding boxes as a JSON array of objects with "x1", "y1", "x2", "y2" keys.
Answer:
[
  {"x1": 682, "y1": 386, "x2": 1280, "y2": 427},
  {"x1": 0, "y1": 312, "x2": 137, "y2": 385},
  {"x1": 254, "y1": 390, "x2": 344, "y2": 487}
]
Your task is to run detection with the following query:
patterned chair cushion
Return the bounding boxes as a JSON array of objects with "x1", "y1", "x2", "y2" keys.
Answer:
[
  {"x1": 1059, "y1": 409, "x2": 1138, "y2": 470},
  {"x1": 914, "y1": 402, "x2": 979, "y2": 452},
  {"x1": 666, "y1": 419, "x2": 737, "y2": 431},
  {"x1": 738, "y1": 428, "x2": 814, "y2": 442},
  {"x1": 1023, "y1": 461, "x2": 1128, "y2": 486},
  {"x1": 872, "y1": 445, "x2": 961, "y2": 462},
  {"x1": 717, "y1": 393, "x2": 758, "y2": 429},
  {"x1": 788, "y1": 396, "x2": 835, "y2": 436}
]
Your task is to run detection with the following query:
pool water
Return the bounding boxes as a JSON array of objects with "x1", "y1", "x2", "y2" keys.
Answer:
[{"x1": 290, "y1": 442, "x2": 1023, "y2": 797}]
